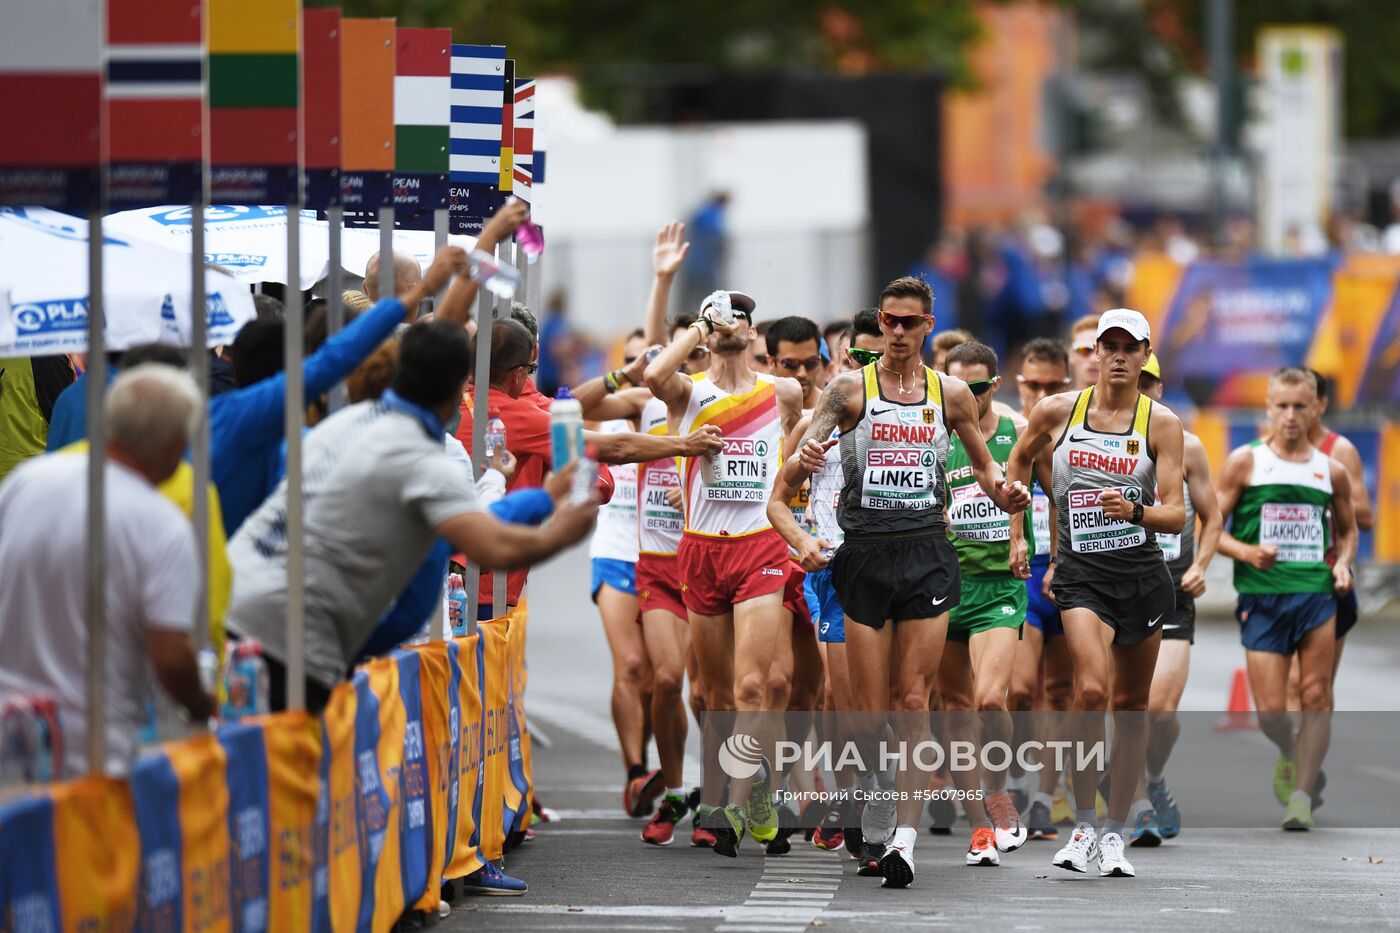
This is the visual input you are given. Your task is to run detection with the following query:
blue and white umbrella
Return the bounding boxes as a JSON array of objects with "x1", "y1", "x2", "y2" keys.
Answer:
[{"x1": 0, "y1": 207, "x2": 256, "y2": 356}]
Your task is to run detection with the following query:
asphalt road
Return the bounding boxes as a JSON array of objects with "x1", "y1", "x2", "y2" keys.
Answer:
[{"x1": 443, "y1": 546, "x2": 1400, "y2": 932}]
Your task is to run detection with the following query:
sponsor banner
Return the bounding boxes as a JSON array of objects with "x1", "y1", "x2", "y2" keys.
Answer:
[
  {"x1": 479, "y1": 619, "x2": 511, "y2": 862},
  {"x1": 446, "y1": 634, "x2": 485, "y2": 879},
  {"x1": 504, "y1": 607, "x2": 532, "y2": 834},
  {"x1": 262, "y1": 712, "x2": 320, "y2": 930},
  {"x1": 411, "y1": 641, "x2": 459, "y2": 910}
]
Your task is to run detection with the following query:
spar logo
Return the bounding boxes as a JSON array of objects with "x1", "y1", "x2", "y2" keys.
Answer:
[
  {"x1": 1068, "y1": 489, "x2": 1102, "y2": 509},
  {"x1": 718, "y1": 733, "x2": 766, "y2": 779},
  {"x1": 14, "y1": 299, "x2": 86, "y2": 333},
  {"x1": 722, "y1": 438, "x2": 769, "y2": 457},
  {"x1": 869, "y1": 448, "x2": 937, "y2": 469}
]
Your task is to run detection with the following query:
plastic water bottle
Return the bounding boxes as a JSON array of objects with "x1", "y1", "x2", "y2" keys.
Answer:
[
  {"x1": 0, "y1": 694, "x2": 61, "y2": 784},
  {"x1": 447, "y1": 573, "x2": 469, "y2": 637},
  {"x1": 570, "y1": 455, "x2": 599, "y2": 505},
  {"x1": 222, "y1": 640, "x2": 270, "y2": 721},
  {"x1": 485, "y1": 417, "x2": 507, "y2": 460},
  {"x1": 550, "y1": 387, "x2": 585, "y2": 471},
  {"x1": 467, "y1": 249, "x2": 521, "y2": 299},
  {"x1": 704, "y1": 289, "x2": 734, "y2": 325}
]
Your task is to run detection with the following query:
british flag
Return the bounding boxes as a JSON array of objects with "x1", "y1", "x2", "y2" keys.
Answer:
[{"x1": 513, "y1": 77, "x2": 535, "y2": 203}]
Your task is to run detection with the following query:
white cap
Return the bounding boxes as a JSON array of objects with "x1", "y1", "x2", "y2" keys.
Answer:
[{"x1": 1095, "y1": 308, "x2": 1151, "y2": 343}]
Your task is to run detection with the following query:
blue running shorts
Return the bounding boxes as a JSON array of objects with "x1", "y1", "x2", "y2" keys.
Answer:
[
  {"x1": 804, "y1": 566, "x2": 846, "y2": 644},
  {"x1": 591, "y1": 557, "x2": 638, "y2": 601}
]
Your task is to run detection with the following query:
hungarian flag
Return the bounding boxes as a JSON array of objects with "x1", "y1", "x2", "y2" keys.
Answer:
[{"x1": 393, "y1": 27, "x2": 451, "y2": 218}]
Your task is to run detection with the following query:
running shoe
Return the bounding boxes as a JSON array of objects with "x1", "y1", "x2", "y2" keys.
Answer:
[
  {"x1": 765, "y1": 804, "x2": 798, "y2": 855},
  {"x1": 1273, "y1": 754, "x2": 1298, "y2": 806},
  {"x1": 1128, "y1": 806, "x2": 1162, "y2": 848},
  {"x1": 1052, "y1": 822, "x2": 1099, "y2": 874},
  {"x1": 1008, "y1": 774, "x2": 1030, "y2": 816},
  {"x1": 843, "y1": 803, "x2": 864, "y2": 857},
  {"x1": 813, "y1": 806, "x2": 845, "y2": 851},
  {"x1": 642, "y1": 792, "x2": 690, "y2": 846},
  {"x1": 987, "y1": 790, "x2": 1027, "y2": 852},
  {"x1": 966, "y1": 826, "x2": 1000, "y2": 866},
  {"x1": 624, "y1": 769, "x2": 664, "y2": 817},
  {"x1": 1282, "y1": 794, "x2": 1314, "y2": 831},
  {"x1": 708, "y1": 804, "x2": 747, "y2": 857},
  {"x1": 1313, "y1": 769, "x2": 1327, "y2": 811},
  {"x1": 856, "y1": 841, "x2": 884, "y2": 877},
  {"x1": 747, "y1": 770, "x2": 779, "y2": 844},
  {"x1": 925, "y1": 795, "x2": 956, "y2": 835},
  {"x1": 880, "y1": 840, "x2": 916, "y2": 888},
  {"x1": 1026, "y1": 800, "x2": 1058, "y2": 841},
  {"x1": 690, "y1": 806, "x2": 717, "y2": 848},
  {"x1": 1098, "y1": 832, "x2": 1134, "y2": 877},
  {"x1": 460, "y1": 862, "x2": 528, "y2": 896},
  {"x1": 1148, "y1": 779, "x2": 1180, "y2": 839},
  {"x1": 863, "y1": 793, "x2": 897, "y2": 848}
]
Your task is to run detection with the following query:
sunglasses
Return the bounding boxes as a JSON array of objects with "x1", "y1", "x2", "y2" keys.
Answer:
[
  {"x1": 848, "y1": 347, "x2": 883, "y2": 366},
  {"x1": 777, "y1": 356, "x2": 823, "y2": 373},
  {"x1": 877, "y1": 311, "x2": 931, "y2": 330},
  {"x1": 688, "y1": 346, "x2": 710, "y2": 362},
  {"x1": 1071, "y1": 342, "x2": 1095, "y2": 357},
  {"x1": 1016, "y1": 375, "x2": 1071, "y2": 392},
  {"x1": 965, "y1": 379, "x2": 996, "y2": 396},
  {"x1": 514, "y1": 362, "x2": 539, "y2": 376},
  {"x1": 750, "y1": 352, "x2": 770, "y2": 365}
]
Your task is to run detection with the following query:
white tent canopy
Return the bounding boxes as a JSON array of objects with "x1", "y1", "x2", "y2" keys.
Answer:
[
  {"x1": 103, "y1": 205, "x2": 476, "y2": 290},
  {"x1": 0, "y1": 207, "x2": 255, "y2": 356}
]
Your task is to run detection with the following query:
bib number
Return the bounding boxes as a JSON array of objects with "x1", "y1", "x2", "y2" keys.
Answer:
[
  {"x1": 1067, "y1": 487, "x2": 1146, "y2": 554},
  {"x1": 861, "y1": 447, "x2": 937, "y2": 510},
  {"x1": 1158, "y1": 532, "x2": 1181, "y2": 562},
  {"x1": 949, "y1": 483, "x2": 1009, "y2": 541},
  {"x1": 1032, "y1": 494, "x2": 1051, "y2": 556},
  {"x1": 704, "y1": 438, "x2": 770, "y2": 502},
  {"x1": 1260, "y1": 503, "x2": 1324, "y2": 563}
]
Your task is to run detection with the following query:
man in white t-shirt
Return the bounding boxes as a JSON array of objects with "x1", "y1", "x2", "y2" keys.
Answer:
[{"x1": 0, "y1": 365, "x2": 215, "y2": 776}]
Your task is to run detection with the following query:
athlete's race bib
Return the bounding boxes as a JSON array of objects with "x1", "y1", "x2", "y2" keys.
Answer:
[
  {"x1": 1158, "y1": 532, "x2": 1181, "y2": 562},
  {"x1": 861, "y1": 447, "x2": 938, "y2": 510},
  {"x1": 948, "y1": 483, "x2": 1009, "y2": 542},
  {"x1": 703, "y1": 437, "x2": 771, "y2": 502},
  {"x1": 606, "y1": 479, "x2": 638, "y2": 518},
  {"x1": 1032, "y1": 494, "x2": 1051, "y2": 556},
  {"x1": 808, "y1": 487, "x2": 845, "y2": 555},
  {"x1": 790, "y1": 482, "x2": 810, "y2": 528},
  {"x1": 1067, "y1": 487, "x2": 1147, "y2": 554},
  {"x1": 641, "y1": 470, "x2": 683, "y2": 536},
  {"x1": 1260, "y1": 503, "x2": 1325, "y2": 563}
]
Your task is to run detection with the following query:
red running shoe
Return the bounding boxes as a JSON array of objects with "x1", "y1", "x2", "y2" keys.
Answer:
[
  {"x1": 642, "y1": 793, "x2": 690, "y2": 846},
  {"x1": 623, "y1": 769, "x2": 664, "y2": 817}
]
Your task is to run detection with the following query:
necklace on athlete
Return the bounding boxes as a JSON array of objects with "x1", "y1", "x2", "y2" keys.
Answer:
[{"x1": 880, "y1": 361, "x2": 920, "y2": 395}]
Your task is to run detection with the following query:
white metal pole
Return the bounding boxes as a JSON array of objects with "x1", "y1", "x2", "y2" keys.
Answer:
[
  {"x1": 433, "y1": 207, "x2": 449, "y2": 312},
  {"x1": 464, "y1": 271, "x2": 495, "y2": 633},
  {"x1": 190, "y1": 202, "x2": 210, "y2": 652},
  {"x1": 85, "y1": 208, "x2": 108, "y2": 774},
  {"x1": 285, "y1": 209, "x2": 306, "y2": 711},
  {"x1": 378, "y1": 205, "x2": 394, "y2": 307},
  {"x1": 492, "y1": 239, "x2": 509, "y2": 614},
  {"x1": 326, "y1": 206, "x2": 346, "y2": 412}
]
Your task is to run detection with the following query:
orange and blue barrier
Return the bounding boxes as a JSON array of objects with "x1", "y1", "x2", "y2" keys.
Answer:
[{"x1": 0, "y1": 607, "x2": 533, "y2": 933}]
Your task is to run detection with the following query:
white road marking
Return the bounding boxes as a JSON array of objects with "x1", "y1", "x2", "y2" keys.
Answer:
[{"x1": 717, "y1": 848, "x2": 843, "y2": 933}]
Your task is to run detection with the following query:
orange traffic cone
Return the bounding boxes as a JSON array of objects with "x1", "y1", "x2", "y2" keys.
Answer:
[{"x1": 1214, "y1": 667, "x2": 1257, "y2": 731}]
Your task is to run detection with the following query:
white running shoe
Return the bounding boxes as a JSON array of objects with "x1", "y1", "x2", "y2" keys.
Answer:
[
  {"x1": 987, "y1": 790, "x2": 1028, "y2": 852},
  {"x1": 1052, "y1": 822, "x2": 1099, "y2": 873},
  {"x1": 966, "y1": 826, "x2": 1000, "y2": 866},
  {"x1": 1098, "y1": 832, "x2": 1135, "y2": 877},
  {"x1": 861, "y1": 794, "x2": 897, "y2": 848},
  {"x1": 879, "y1": 840, "x2": 915, "y2": 888}
]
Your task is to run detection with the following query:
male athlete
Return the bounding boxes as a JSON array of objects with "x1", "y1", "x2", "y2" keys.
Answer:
[
  {"x1": 644, "y1": 285, "x2": 806, "y2": 857},
  {"x1": 1215, "y1": 367, "x2": 1356, "y2": 831},
  {"x1": 1007, "y1": 308, "x2": 1186, "y2": 878},
  {"x1": 940, "y1": 340, "x2": 1032, "y2": 866},
  {"x1": 1128, "y1": 354, "x2": 1222, "y2": 844},
  {"x1": 785, "y1": 276, "x2": 1029, "y2": 888}
]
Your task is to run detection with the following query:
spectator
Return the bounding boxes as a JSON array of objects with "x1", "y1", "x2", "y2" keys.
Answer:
[
  {"x1": 226, "y1": 319, "x2": 600, "y2": 711},
  {"x1": 252, "y1": 293, "x2": 285, "y2": 322},
  {"x1": 1068, "y1": 313, "x2": 1100, "y2": 389},
  {"x1": 680, "y1": 192, "x2": 729, "y2": 313},
  {"x1": 0, "y1": 355, "x2": 75, "y2": 482},
  {"x1": 931, "y1": 328, "x2": 974, "y2": 371},
  {"x1": 536, "y1": 290, "x2": 573, "y2": 398},
  {"x1": 0, "y1": 365, "x2": 215, "y2": 776},
  {"x1": 363, "y1": 249, "x2": 423, "y2": 304},
  {"x1": 747, "y1": 319, "x2": 774, "y2": 374}
]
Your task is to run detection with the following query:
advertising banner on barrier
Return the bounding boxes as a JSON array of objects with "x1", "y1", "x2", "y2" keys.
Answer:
[
  {"x1": 479, "y1": 620, "x2": 511, "y2": 861},
  {"x1": 392, "y1": 650, "x2": 432, "y2": 914},
  {"x1": 505, "y1": 609, "x2": 532, "y2": 836},
  {"x1": 352, "y1": 659, "x2": 407, "y2": 932},
  {"x1": 1359, "y1": 284, "x2": 1400, "y2": 406},
  {"x1": 219, "y1": 721, "x2": 272, "y2": 931},
  {"x1": 412, "y1": 641, "x2": 458, "y2": 909},
  {"x1": 316, "y1": 682, "x2": 360, "y2": 933},
  {"x1": 446, "y1": 634, "x2": 485, "y2": 879},
  {"x1": 262, "y1": 711, "x2": 320, "y2": 930}
]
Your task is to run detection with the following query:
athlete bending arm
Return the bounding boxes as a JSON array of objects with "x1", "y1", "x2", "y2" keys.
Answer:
[{"x1": 1178, "y1": 435, "x2": 1224, "y2": 597}]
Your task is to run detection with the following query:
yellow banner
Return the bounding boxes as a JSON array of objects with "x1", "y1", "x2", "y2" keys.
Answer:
[
  {"x1": 166, "y1": 734, "x2": 233, "y2": 933},
  {"x1": 54, "y1": 777, "x2": 140, "y2": 930},
  {"x1": 321, "y1": 681, "x2": 361, "y2": 932},
  {"x1": 446, "y1": 634, "x2": 484, "y2": 879},
  {"x1": 262, "y1": 712, "x2": 320, "y2": 930},
  {"x1": 479, "y1": 619, "x2": 511, "y2": 862}
]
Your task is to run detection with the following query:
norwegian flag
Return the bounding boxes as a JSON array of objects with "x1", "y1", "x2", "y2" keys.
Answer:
[
  {"x1": 513, "y1": 77, "x2": 535, "y2": 203},
  {"x1": 106, "y1": 0, "x2": 203, "y2": 165}
]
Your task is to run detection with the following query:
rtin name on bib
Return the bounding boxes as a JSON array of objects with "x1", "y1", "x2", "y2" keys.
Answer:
[
  {"x1": 949, "y1": 482, "x2": 1010, "y2": 542},
  {"x1": 1067, "y1": 487, "x2": 1146, "y2": 553},
  {"x1": 1260, "y1": 503, "x2": 1324, "y2": 563},
  {"x1": 703, "y1": 437, "x2": 771, "y2": 502}
]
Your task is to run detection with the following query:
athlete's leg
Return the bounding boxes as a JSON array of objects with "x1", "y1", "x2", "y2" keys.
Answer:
[
  {"x1": 1145, "y1": 640, "x2": 1191, "y2": 777},
  {"x1": 767, "y1": 607, "x2": 795, "y2": 713},
  {"x1": 785, "y1": 624, "x2": 825, "y2": 798},
  {"x1": 642, "y1": 608, "x2": 691, "y2": 793},
  {"x1": 938, "y1": 641, "x2": 991, "y2": 827},
  {"x1": 1246, "y1": 649, "x2": 1297, "y2": 758},
  {"x1": 1038, "y1": 634, "x2": 1075, "y2": 798},
  {"x1": 1285, "y1": 653, "x2": 1303, "y2": 713},
  {"x1": 1009, "y1": 624, "x2": 1043, "y2": 788},
  {"x1": 970, "y1": 626, "x2": 1019, "y2": 793},
  {"x1": 1106, "y1": 633, "x2": 1161, "y2": 824},
  {"x1": 890, "y1": 615, "x2": 950, "y2": 829},
  {"x1": 1059, "y1": 609, "x2": 1114, "y2": 821},
  {"x1": 598, "y1": 583, "x2": 648, "y2": 773},
  {"x1": 1293, "y1": 617, "x2": 1337, "y2": 796},
  {"x1": 843, "y1": 616, "x2": 895, "y2": 777},
  {"x1": 729, "y1": 589, "x2": 789, "y2": 806}
]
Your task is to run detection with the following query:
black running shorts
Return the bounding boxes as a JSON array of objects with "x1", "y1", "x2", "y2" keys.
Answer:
[
  {"x1": 830, "y1": 533, "x2": 962, "y2": 630},
  {"x1": 1161, "y1": 586, "x2": 1196, "y2": 643},
  {"x1": 1051, "y1": 563, "x2": 1174, "y2": 646}
]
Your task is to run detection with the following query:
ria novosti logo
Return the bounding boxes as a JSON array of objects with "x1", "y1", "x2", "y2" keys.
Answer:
[{"x1": 717, "y1": 733, "x2": 765, "y2": 779}]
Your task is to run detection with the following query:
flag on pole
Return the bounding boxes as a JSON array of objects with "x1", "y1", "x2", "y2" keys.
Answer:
[
  {"x1": 498, "y1": 60, "x2": 515, "y2": 194},
  {"x1": 340, "y1": 17, "x2": 395, "y2": 210},
  {"x1": 207, "y1": 0, "x2": 300, "y2": 205},
  {"x1": 0, "y1": 0, "x2": 102, "y2": 209},
  {"x1": 449, "y1": 44, "x2": 506, "y2": 233},
  {"x1": 392, "y1": 26, "x2": 451, "y2": 225},
  {"x1": 512, "y1": 78, "x2": 535, "y2": 204},
  {"x1": 105, "y1": 0, "x2": 204, "y2": 207},
  {"x1": 302, "y1": 7, "x2": 341, "y2": 210}
]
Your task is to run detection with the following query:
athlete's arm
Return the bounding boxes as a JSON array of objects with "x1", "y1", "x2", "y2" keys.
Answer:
[
  {"x1": 775, "y1": 375, "x2": 805, "y2": 439},
  {"x1": 946, "y1": 378, "x2": 1030, "y2": 513},
  {"x1": 1328, "y1": 459, "x2": 1357, "y2": 594},
  {"x1": 781, "y1": 371, "x2": 861, "y2": 487},
  {"x1": 579, "y1": 385, "x2": 652, "y2": 423},
  {"x1": 647, "y1": 222, "x2": 688, "y2": 346},
  {"x1": 1214, "y1": 446, "x2": 1274, "y2": 568},
  {"x1": 643, "y1": 320, "x2": 702, "y2": 414},
  {"x1": 1102, "y1": 405, "x2": 1184, "y2": 534},
  {"x1": 588, "y1": 424, "x2": 722, "y2": 465},
  {"x1": 1180, "y1": 433, "x2": 1222, "y2": 597},
  {"x1": 769, "y1": 413, "x2": 830, "y2": 571},
  {"x1": 1331, "y1": 436, "x2": 1375, "y2": 532},
  {"x1": 1007, "y1": 393, "x2": 1073, "y2": 493}
]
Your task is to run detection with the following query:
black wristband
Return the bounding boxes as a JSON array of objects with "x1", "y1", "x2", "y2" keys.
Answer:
[{"x1": 1132, "y1": 501, "x2": 1144, "y2": 525}]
